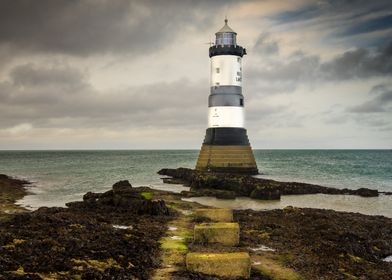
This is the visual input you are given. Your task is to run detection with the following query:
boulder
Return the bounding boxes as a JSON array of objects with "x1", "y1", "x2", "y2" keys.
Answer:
[{"x1": 250, "y1": 187, "x2": 281, "y2": 200}]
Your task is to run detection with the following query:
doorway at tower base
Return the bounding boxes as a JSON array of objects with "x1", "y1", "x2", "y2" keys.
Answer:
[{"x1": 196, "y1": 144, "x2": 258, "y2": 175}]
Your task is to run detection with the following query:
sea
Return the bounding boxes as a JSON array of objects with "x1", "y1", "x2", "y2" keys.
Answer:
[{"x1": 0, "y1": 150, "x2": 391, "y2": 217}]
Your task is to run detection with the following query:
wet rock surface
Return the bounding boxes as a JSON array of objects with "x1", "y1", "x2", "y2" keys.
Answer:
[
  {"x1": 158, "y1": 168, "x2": 380, "y2": 199},
  {"x1": 236, "y1": 207, "x2": 392, "y2": 280},
  {"x1": 0, "y1": 174, "x2": 32, "y2": 218},
  {"x1": 0, "y1": 181, "x2": 173, "y2": 279}
]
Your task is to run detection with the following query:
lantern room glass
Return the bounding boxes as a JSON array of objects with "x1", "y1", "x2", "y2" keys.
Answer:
[{"x1": 215, "y1": 32, "x2": 236, "y2": 46}]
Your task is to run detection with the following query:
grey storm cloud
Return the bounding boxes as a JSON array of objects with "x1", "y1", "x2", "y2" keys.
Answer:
[
  {"x1": 271, "y1": 0, "x2": 392, "y2": 48},
  {"x1": 320, "y1": 43, "x2": 392, "y2": 80},
  {"x1": 10, "y1": 64, "x2": 87, "y2": 89},
  {"x1": 253, "y1": 33, "x2": 279, "y2": 55},
  {"x1": 0, "y1": 0, "x2": 233, "y2": 56},
  {"x1": 349, "y1": 86, "x2": 392, "y2": 113},
  {"x1": 248, "y1": 41, "x2": 392, "y2": 90},
  {"x1": 0, "y1": 63, "x2": 206, "y2": 129}
]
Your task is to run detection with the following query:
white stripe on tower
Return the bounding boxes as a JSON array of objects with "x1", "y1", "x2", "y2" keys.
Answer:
[
  {"x1": 208, "y1": 106, "x2": 244, "y2": 128},
  {"x1": 210, "y1": 55, "x2": 242, "y2": 87}
]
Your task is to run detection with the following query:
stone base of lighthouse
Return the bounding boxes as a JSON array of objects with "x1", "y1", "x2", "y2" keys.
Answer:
[{"x1": 196, "y1": 128, "x2": 258, "y2": 175}]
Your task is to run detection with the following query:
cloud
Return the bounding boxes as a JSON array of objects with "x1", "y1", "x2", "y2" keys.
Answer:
[
  {"x1": 320, "y1": 42, "x2": 392, "y2": 80},
  {"x1": 269, "y1": 0, "x2": 392, "y2": 48},
  {"x1": 272, "y1": 4, "x2": 320, "y2": 23},
  {"x1": 348, "y1": 85, "x2": 392, "y2": 113},
  {"x1": 247, "y1": 41, "x2": 392, "y2": 94},
  {"x1": 0, "y1": 0, "x2": 233, "y2": 56},
  {"x1": 253, "y1": 33, "x2": 279, "y2": 55},
  {"x1": 10, "y1": 64, "x2": 87, "y2": 89},
  {"x1": 0, "y1": 63, "x2": 206, "y2": 130},
  {"x1": 337, "y1": 14, "x2": 392, "y2": 37}
]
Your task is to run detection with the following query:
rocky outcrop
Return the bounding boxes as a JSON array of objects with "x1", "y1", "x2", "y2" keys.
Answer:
[
  {"x1": 236, "y1": 207, "x2": 392, "y2": 279},
  {"x1": 0, "y1": 174, "x2": 32, "y2": 217},
  {"x1": 158, "y1": 168, "x2": 380, "y2": 200},
  {"x1": 66, "y1": 180, "x2": 170, "y2": 216},
  {"x1": 0, "y1": 181, "x2": 172, "y2": 279}
]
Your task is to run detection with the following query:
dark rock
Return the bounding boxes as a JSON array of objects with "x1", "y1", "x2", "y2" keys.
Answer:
[
  {"x1": 0, "y1": 181, "x2": 173, "y2": 279},
  {"x1": 162, "y1": 177, "x2": 186, "y2": 184},
  {"x1": 180, "y1": 191, "x2": 198, "y2": 198},
  {"x1": 236, "y1": 208, "x2": 392, "y2": 279},
  {"x1": 250, "y1": 187, "x2": 281, "y2": 200},
  {"x1": 112, "y1": 180, "x2": 133, "y2": 194},
  {"x1": 355, "y1": 188, "x2": 379, "y2": 197},
  {"x1": 68, "y1": 185, "x2": 170, "y2": 216},
  {"x1": 158, "y1": 168, "x2": 380, "y2": 199}
]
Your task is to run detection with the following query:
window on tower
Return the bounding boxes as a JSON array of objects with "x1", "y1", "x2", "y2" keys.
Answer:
[{"x1": 216, "y1": 68, "x2": 220, "y2": 73}]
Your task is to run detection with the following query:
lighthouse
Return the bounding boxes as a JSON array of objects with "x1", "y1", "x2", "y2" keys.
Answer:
[{"x1": 196, "y1": 19, "x2": 258, "y2": 174}]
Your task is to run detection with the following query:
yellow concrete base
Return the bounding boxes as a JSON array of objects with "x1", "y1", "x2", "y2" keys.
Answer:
[
  {"x1": 195, "y1": 208, "x2": 233, "y2": 222},
  {"x1": 186, "y1": 252, "x2": 251, "y2": 278},
  {"x1": 196, "y1": 144, "x2": 258, "y2": 174},
  {"x1": 194, "y1": 222, "x2": 239, "y2": 246}
]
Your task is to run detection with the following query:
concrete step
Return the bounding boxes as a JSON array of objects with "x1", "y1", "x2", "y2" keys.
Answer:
[
  {"x1": 194, "y1": 222, "x2": 239, "y2": 246},
  {"x1": 195, "y1": 208, "x2": 233, "y2": 222},
  {"x1": 186, "y1": 252, "x2": 251, "y2": 279}
]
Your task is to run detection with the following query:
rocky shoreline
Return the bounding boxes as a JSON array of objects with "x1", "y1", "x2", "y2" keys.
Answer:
[
  {"x1": 237, "y1": 207, "x2": 392, "y2": 280},
  {"x1": 0, "y1": 174, "x2": 32, "y2": 220},
  {"x1": 1, "y1": 173, "x2": 391, "y2": 279},
  {"x1": 158, "y1": 168, "x2": 383, "y2": 200},
  {"x1": 0, "y1": 180, "x2": 173, "y2": 279}
]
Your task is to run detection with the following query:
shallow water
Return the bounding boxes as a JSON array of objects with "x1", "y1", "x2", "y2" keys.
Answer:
[{"x1": 183, "y1": 194, "x2": 392, "y2": 218}]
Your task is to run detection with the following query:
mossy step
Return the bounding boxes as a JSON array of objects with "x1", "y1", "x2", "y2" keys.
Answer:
[
  {"x1": 186, "y1": 252, "x2": 251, "y2": 279},
  {"x1": 194, "y1": 222, "x2": 239, "y2": 246},
  {"x1": 195, "y1": 208, "x2": 233, "y2": 222}
]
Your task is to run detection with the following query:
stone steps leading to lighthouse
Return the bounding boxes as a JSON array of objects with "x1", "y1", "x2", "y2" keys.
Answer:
[
  {"x1": 152, "y1": 192, "x2": 303, "y2": 279},
  {"x1": 186, "y1": 208, "x2": 252, "y2": 278}
]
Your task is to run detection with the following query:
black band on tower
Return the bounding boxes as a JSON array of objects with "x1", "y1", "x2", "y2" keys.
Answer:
[
  {"x1": 209, "y1": 45, "x2": 247, "y2": 57},
  {"x1": 203, "y1": 127, "x2": 250, "y2": 145}
]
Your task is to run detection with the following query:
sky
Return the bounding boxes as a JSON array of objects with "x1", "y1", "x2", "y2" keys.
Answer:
[{"x1": 0, "y1": 0, "x2": 391, "y2": 149}]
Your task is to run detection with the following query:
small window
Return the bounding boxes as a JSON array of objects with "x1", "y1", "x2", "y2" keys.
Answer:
[
  {"x1": 237, "y1": 57, "x2": 241, "y2": 63},
  {"x1": 215, "y1": 82, "x2": 220, "y2": 86},
  {"x1": 237, "y1": 71, "x2": 241, "y2": 76},
  {"x1": 240, "y1": 99, "x2": 244, "y2": 106},
  {"x1": 216, "y1": 68, "x2": 220, "y2": 73}
]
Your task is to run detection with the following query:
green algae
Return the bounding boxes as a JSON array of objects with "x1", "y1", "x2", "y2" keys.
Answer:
[
  {"x1": 141, "y1": 192, "x2": 153, "y2": 200},
  {"x1": 160, "y1": 239, "x2": 188, "y2": 251}
]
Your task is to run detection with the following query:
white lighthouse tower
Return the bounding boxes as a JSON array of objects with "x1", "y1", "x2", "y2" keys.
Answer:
[{"x1": 196, "y1": 19, "x2": 258, "y2": 174}]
